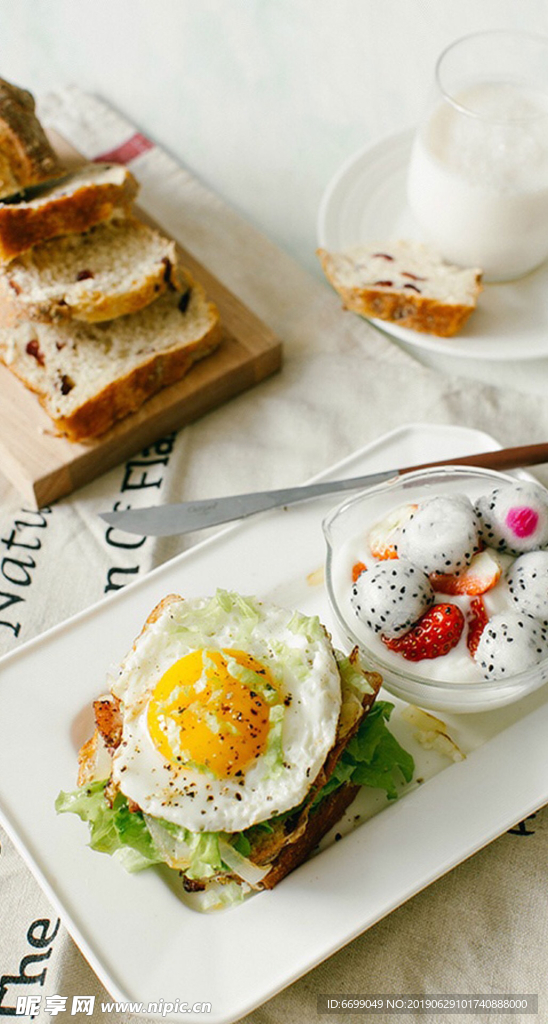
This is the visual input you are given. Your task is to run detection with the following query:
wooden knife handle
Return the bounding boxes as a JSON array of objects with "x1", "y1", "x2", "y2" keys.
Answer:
[{"x1": 400, "y1": 442, "x2": 548, "y2": 476}]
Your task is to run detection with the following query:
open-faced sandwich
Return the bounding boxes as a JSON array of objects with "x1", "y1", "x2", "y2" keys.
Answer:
[{"x1": 56, "y1": 591, "x2": 414, "y2": 911}]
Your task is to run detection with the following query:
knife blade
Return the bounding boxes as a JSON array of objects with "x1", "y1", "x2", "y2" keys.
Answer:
[
  {"x1": 0, "y1": 172, "x2": 75, "y2": 205},
  {"x1": 99, "y1": 442, "x2": 548, "y2": 537},
  {"x1": 102, "y1": 468, "x2": 398, "y2": 537}
]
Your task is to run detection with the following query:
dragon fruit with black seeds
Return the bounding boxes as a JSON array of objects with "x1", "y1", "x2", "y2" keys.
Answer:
[
  {"x1": 507, "y1": 550, "x2": 548, "y2": 624},
  {"x1": 350, "y1": 558, "x2": 435, "y2": 639},
  {"x1": 474, "y1": 610, "x2": 548, "y2": 680},
  {"x1": 395, "y1": 494, "x2": 480, "y2": 576},
  {"x1": 475, "y1": 482, "x2": 548, "y2": 556}
]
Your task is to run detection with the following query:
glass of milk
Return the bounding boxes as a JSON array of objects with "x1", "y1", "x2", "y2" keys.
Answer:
[{"x1": 407, "y1": 31, "x2": 548, "y2": 281}]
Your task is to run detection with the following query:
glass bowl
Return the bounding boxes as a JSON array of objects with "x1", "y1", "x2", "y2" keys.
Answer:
[{"x1": 323, "y1": 465, "x2": 548, "y2": 713}]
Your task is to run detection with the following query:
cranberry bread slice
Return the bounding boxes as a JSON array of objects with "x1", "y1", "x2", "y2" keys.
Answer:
[
  {"x1": 0, "y1": 217, "x2": 185, "y2": 323},
  {"x1": 0, "y1": 162, "x2": 138, "y2": 262},
  {"x1": 0, "y1": 77, "x2": 62, "y2": 199},
  {"x1": 0, "y1": 279, "x2": 221, "y2": 441},
  {"x1": 318, "y1": 240, "x2": 482, "y2": 337}
]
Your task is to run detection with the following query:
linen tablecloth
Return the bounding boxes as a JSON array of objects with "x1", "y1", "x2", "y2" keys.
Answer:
[{"x1": 0, "y1": 88, "x2": 547, "y2": 1023}]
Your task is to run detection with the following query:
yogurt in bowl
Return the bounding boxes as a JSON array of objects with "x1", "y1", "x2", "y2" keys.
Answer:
[{"x1": 323, "y1": 466, "x2": 548, "y2": 713}]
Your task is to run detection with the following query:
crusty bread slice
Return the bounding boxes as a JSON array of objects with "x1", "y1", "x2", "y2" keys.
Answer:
[
  {"x1": 0, "y1": 77, "x2": 62, "y2": 198},
  {"x1": 0, "y1": 162, "x2": 138, "y2": 262},
  {"x1": 0, "y1": 217, "x2": 185, "y2": 323},
  {"x1": 0, "y1": 278, "x2": 221, "y2": 440},
  {"x1": 318, "y1": 240, "x2": 482, "y2": 337}
]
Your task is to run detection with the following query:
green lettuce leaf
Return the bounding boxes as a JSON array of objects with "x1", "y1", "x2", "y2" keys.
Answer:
[
  {"x1": 56, "y1": 782, "x2": 168, "y2": 872},
  {"x1": 56, "y1": 782, "x2": 227, "y2": 878},
  {"x1": 186, "y1": 831, "x2": 223, "y2": 879},
  {"x1": 314, "y1": 701, "x2": 414, "y2": 804}
]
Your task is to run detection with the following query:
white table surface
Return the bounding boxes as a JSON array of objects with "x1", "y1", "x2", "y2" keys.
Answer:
[{"x1": 2, "y1": 0, "x2": 548, "y2": 394}]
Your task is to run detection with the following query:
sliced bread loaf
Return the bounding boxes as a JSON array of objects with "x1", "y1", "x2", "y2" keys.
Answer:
[
  {"x1": 317, "y1": 240, "x2": 482, "y2": 337},
  {"x1": 0, "y1": 77, "x2": 62, "y2": 198},
  {"x1": 0, "y1": 278, "x2": 221, "y2": 441},
  {"x1": 0, "y1": 217, "x2": 185, "y2": 323},
  {"x1": 0, "y1": 162, "x2": 138, "y2": 262}
]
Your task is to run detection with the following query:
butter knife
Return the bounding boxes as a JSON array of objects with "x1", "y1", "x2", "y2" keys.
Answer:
[
  {"x1": 99, "y1": 442, "x2": 548, "y2": 537},
  {"x1": 0, "y1": 172, "x2": 75, "y2": 205}
]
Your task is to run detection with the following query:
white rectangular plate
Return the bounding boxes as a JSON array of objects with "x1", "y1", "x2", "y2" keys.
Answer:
[{"x1": 1, "y1": 423, "x2": 548, "y2": 1024}]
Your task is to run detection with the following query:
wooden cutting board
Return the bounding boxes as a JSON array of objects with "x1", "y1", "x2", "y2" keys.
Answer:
[{"x1": 0, "y1": 133, "x2": 283, "y2": 508}]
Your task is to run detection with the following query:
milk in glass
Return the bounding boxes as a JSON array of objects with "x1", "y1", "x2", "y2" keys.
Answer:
[{"x1": 407, "y1": 81, "x2": 548, "y2": 281}]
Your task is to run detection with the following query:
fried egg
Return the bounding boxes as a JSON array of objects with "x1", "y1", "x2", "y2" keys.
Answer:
[{"x1": 110, "y1": 592, "x2": 342, "y2": 833}]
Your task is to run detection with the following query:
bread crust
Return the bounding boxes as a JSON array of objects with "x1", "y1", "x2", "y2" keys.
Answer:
[
  {"x1": 334, "y1": 282, "x2": 477, "y2": 337},
  {"x1": 0, "y1": 77, "x2": 61, "y2": 197},
  {"x1": 318, "y1": 247, "x2": 482, "y2": 338},
  {"x1": 258, "y1": 782, "x2": 361, "y2": 889},
  {"x1": 0, "y1": 171, "x2": 138, "y2": 262}
]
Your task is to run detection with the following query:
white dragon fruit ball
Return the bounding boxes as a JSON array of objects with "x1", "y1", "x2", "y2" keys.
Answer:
[
  {"x1": 350, "y1": 558, "x2": 435, "y2": 639},
  {"x1": 474, "y1": 610, "x2": 548, "y2": 680},
  {"x1": 395, "y1": 494, "x2": 480, "y2": 576},
  {"x1": 475, "y1": 482, "x2": 548, "y2": 556},
  {"x1": 507, "y1": 550, "x2": 548, "y2": 624}
]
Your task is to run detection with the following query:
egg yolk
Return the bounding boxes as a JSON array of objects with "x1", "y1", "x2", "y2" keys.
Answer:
[{"x1": 147, "y1": 648, "x2": 278, "y2": 778}]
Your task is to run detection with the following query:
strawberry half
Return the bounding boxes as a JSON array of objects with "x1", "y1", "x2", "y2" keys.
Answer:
[
  {"x1": 352, "y1": 561, "x2": 367, "y2": 582},
  {"x1": 430, "y1": 549, "x2": 502, "y2": 596},
  {"x1": 382, "y1": 603, "x2": 464, "y2": 661},
  {"x1": 368, "y1": 502, "x2": 418, "y2": 560},
  {"x1": 466, "y1": 596, "x2": 489, "y2": 657}
]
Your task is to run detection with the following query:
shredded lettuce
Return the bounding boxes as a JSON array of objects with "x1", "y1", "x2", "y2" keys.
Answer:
[
  {"x1": 314, "y1": 701, "x2": 414, "y2": 804},
  {"x1": 286, "y1": 610, "x2": 325, "y2": 642},
  {"x1": 166, "y1": 590, "x2": 262, "y2": 648},
  {"x1": 185, "y1": 831, "x2": 223, "y2": 879},
  {"x1": 224, "y1": 656, "x2": 279, "y2": 704},
  {"x1": 184, "y1": 879, "x2": 247, "y2": 912},
  {"x1": 206, "y1": 590, "x2": 260, "y2": 630},
  {"x1": 335, "y1": 650, "x2": 375, "y2": 697},
  {"x1": 226, "y1": 591, "x2": 261, "y2": 622},
  {"x1": 262, "y1": 704, "x2": 285, "y2": 778},
  {"x1": 214, "y1": 589, "x2": 234, "y2": 613}
]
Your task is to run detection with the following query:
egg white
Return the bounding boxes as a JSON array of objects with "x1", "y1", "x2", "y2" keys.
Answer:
[{"x1": 110, "y1": 593, "x2": 341, "y2": 833}]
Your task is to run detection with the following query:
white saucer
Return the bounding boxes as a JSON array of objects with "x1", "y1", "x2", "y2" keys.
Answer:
[{"x1": 317, "y1": 129, "x2": 548, "y2": 361}]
